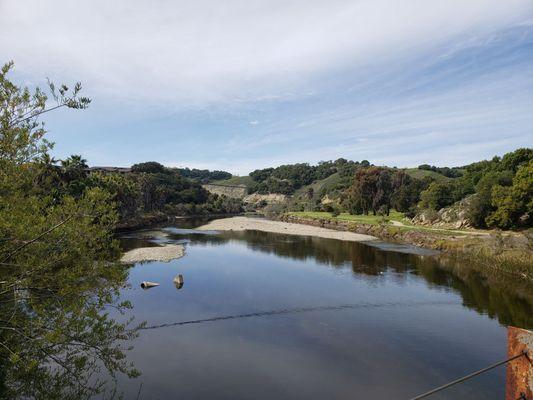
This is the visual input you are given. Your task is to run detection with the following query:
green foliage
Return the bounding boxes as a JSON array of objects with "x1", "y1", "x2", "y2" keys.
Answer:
[
  {"x1": 416, "y1": 148, "x2": 532, "y2": 229},
  {"x1": 342, "y1": 168, "x2": 421, "y2": 216},
  {"x1": 500, "y1": 148, "x2": 533, "y2": 172},
  {"x1": 131, "y1": 161, "x2": 167, "y2": 174},
  {"x1": 175, "y1": 167, "x2": 232, "y2": 182},
  {"x1": 419, "y1": 181, "x2": 457, "y2": 210},
  {"x1": 417, "y1": 164, "x2": 463, "y2": 178},
  {"x1": 390, "y1": 171, "x2": 423, "y2": 212},
  {"x1": 466, "y1": 170, "x2": 513, "y2": 228},
  {"x1": 87, "y1": 172, "x2": 141, "y2": 219},
  {"x1": 70, "y1": 161, "x2": 241, "y2": 222},
  {"x1": 249, "y1": 159, "x2": 363, "y2": 194},
  {"x1": 404, "y1": 167, "x2": 452, "y2": 183},
  {"x1": 0, "y1": 62, "x2": 138, "y2": 398},
  {"x1": 486, "y1": 160, "x2": 532, "y2": 229},
  {"x1": 289, "y1": 210, "x2": 406, "y2": 226}
]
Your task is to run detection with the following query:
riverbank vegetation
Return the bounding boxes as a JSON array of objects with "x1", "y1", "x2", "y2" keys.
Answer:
[
  {"x1": 238, "y1": 149, "x2": 532, "y2": 232},
  {"x1": 281, "y1": 214, "x2": 533, "y2": 281},
  {"x1": 289, "y1": 211, "x2": 407, "y2": 226},
  {"x1": 0, "y1": 62, "x2": 141, "y2": 398},
  {"x1": 93, "y1": 161, "x2": 243, "y2": 228}
]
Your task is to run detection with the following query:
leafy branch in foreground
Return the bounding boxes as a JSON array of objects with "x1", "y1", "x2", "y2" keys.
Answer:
[{"x1": 0, "y1": 61, "x2": 139, "y2": 399}]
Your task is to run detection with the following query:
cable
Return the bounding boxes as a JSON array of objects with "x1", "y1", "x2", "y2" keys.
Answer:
[
  {"x1": 409, "y1": 351, "x2": 530, "y2": 400},
  {"x1": 140, "y1": 300, "x2": 457, "y2": 330}
]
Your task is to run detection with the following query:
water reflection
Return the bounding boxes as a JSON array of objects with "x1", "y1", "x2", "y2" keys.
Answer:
[
  {"x1": 111, "y1": 222, "x2": 532, "y2": 399},
  {"x1": 159, "y1": 227, "x2": 533, "y2": 329}
]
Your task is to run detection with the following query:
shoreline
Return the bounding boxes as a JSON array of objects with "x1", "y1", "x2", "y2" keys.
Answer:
[
  {"x1": 196, "y1": 216, "x2": 377, "y2": 242},
  {"x1": 279, "y1": 214, "x2": 533, "y2": 282},
  {"x1": 198, "y1": 215, "x2": 531, "y2": 282}
]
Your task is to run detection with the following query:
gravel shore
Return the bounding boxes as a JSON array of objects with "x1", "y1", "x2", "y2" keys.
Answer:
[
  {"x1": 196, "y1": 216, "x2": 377, "y2": 242},
  {"x1": 121, "y1": 244, "x2": 185, "y2": 263}
]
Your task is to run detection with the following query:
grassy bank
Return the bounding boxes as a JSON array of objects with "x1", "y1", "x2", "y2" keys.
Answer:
[
  {"x1": 282, "y1": 212, "x2": 533, "y2": 282},
  {"x1": 290, "y1": 211, "x2": 407, "y2": 225}
]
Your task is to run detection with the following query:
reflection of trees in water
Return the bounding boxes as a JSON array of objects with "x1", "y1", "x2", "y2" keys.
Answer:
[
  {"x1": 173, "y1": 231, "x2": 533, "y2": 329},
  {"x1": 413, "y1": 258, "x2": 533, "y2": 329},
  {"x1": 0, "y1": 260, "x2": 140, "y2": 399}
]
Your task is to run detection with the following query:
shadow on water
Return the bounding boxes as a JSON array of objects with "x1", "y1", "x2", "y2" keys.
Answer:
[{"x1": 155, "y1": 226, "x2": 533, "y2": 329}]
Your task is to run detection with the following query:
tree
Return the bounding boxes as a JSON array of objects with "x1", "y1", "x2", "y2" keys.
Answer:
[
  {"x1": 343, "y1": 167, "x2": 390, "y2": 215},
  {"x1": 0, "y1": 62, "x2": 139, "y2": 398},
  {"x1": 390, "y1": 171, "x2": 421, "y2": 212},
  {"x1": 500, "y1": 148, "x2": 533, "y2": 172},
  {"x1": 419, "y1": 181, "x2": 457, "y2": 210},
  {"x1": 88, "y1": 172, "x2": 141, "y2": 219},
  {"x1": 374, "y1": 169, "x2": 392, "y2": 215},
  {"x1": 467, "y1": 170, "x2": 513, "y2": 228},
  {"x1": 486, "y1": 160, "x2": 532, "y2": 229},
  {"x1": 131, "y1": 161, "x2": 167, "y2": 174}
]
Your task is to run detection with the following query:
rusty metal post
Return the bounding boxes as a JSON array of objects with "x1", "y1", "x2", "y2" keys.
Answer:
[{"x1": 506, "y1": 326, "x2": 532, "y2": 400}]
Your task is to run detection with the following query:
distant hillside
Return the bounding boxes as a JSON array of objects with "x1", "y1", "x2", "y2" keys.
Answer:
[
  {"x1": 295, "y1": 172, "x2": 342, "y2": 196},
  {"x1": 212, "y1": 175, "x2": 254, "y2": 187},
  {"x1": 403, "y1": 168, "x2": 452, "y2": 182},
  {"x1": 285, "y1": 173, "x2": 342, "y2": 210},
  {"x1": 174, "y1": 167, "x2": 232, "y2": 183}
]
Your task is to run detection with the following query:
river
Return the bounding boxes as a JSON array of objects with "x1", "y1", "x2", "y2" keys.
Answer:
[{"x1": 111, "y1": 218, "x2": 532, "y2": 399}]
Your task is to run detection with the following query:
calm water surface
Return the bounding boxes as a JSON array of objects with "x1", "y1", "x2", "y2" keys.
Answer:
[{"x1": 113, "y1": 219, "x2": 532, "y2": 399}]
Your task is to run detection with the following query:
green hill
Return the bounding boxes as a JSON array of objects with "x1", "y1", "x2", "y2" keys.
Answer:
[
  {"x1": 404, "y1": 168, "x2": 452, "y2": 182},
  {"x1": 212, "y1": 175, "x2": 254, "y2": 187},
  {"x1": 294, "y1": 172, "x2": 342, "y2": 195}
]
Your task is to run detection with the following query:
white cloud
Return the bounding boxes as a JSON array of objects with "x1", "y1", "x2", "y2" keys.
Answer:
[{"x1": 1, "y1": 0, "x2": 531, "y2": 108}]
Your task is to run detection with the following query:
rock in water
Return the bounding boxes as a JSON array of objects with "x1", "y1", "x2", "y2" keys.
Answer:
[{"x1": 173, "y1": 274, "x2": 184, "y2": 290}]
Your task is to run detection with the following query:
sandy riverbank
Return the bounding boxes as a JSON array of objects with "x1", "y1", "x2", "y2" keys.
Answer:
[
  {"x1": 196, "y1": 216, "x2": 377, "y2": 242},
  {"x1": 121, "y1": 244, "x2": 185, "y2": 263}
]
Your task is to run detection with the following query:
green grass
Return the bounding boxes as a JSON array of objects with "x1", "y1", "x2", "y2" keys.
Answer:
[
  {"x1": 288, "y1": 211, "x2": 469, "y2": 236},
  {"x1": 403, "y1": 168, "x2": 451, "y2": 182},
  {"x1": 297, "y1": 172, "x2": 342, "y2": 194},
  {"x1": 212, "y1": 175, "x2": 254, "y2": 187},
  {"x1": 289, "y1": 210, "x2": 406, "y2": 225}
]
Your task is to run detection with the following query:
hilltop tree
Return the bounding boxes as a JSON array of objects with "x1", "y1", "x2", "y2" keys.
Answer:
[
  {"x1": 500, "y1": 148, "x2": 533, "y2": 172},
  {"x1": 131, "y1": 161, "x2": 167, "y2": 174}
]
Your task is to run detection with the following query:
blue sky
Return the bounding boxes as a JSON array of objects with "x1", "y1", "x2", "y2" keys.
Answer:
[{"x1": 1, "y1": 0, "x2": 532, "y2": 174}]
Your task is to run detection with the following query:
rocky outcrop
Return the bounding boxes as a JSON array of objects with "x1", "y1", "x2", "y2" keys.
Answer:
[
  {"x1": 243, "y1": 193, "x2": 287, "y2": 206},
  {"x1": 203, "y1": 184, "x2": 247, "y2": 198},
  {"x1": 414, "y1": 195, "x2": 475, "y2": 229}
]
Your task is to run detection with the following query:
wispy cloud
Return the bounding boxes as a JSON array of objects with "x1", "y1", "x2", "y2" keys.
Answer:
[
  {"x1": 1, "y1": 0, "x2": 531, "y2": 107},
  {"x1": 1, "y1": 0, "x2": 531, "y2": 172}
]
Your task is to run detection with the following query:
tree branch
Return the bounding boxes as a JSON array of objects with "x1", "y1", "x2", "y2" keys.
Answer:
[{"x1": 1, "y1": 215, "x2": 73, "y2": 263}]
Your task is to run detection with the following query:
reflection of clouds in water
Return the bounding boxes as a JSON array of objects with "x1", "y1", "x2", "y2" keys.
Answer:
[
  {"x1": 112, "y1": 225, "x2": 532, "y2": 399},
  {"x1": 139, "y1": 228, "x2": 533, "y2": 329}
]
